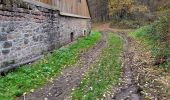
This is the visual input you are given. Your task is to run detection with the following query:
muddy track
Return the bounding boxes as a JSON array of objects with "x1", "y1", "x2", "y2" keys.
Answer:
[
  {"x1": 18, "y1": 32, "x2": 107, "y2": 100},
  {"x1": 107, "y1": 29, "x2": 143, "y2": 100}
]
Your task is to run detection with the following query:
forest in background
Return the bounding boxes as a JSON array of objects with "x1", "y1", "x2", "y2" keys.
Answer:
[
  {"x1": 88, "y1": 0, "x2": 170, "y2": 67},
  {"x1": 88, "y1": 0, "x2": 170, "y2": 23}
]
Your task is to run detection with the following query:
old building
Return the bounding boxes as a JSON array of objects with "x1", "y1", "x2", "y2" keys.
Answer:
[{"x1": 0, "y1": 0, "x2": 91, "y2": 72}]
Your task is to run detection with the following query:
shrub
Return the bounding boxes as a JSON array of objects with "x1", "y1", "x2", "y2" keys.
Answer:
[{"x1": 131, "y1": 11, "x2": 170, "y2": 67}]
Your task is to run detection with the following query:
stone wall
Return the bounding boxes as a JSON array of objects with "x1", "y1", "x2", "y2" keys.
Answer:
[{"x1": 0, "y1": 0, "x2": 91, "y2": 72}]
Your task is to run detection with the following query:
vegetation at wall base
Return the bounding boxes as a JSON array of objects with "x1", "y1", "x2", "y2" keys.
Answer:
[
  {"x1": 130, "y1": 12, "x2": 170, "y2": 68},
  {"x1": 72, "y1": 33, "x2": 123, "y2": 99},
  {"x1": 0, "y1": 32, "x2": 101, "y2": 100}
]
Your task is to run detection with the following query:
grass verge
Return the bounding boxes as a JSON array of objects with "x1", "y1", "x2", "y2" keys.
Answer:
[
  {"x1": 72, "y1": 33, "x2": 123, "y2": 99},
  {"x1": 129, "y1": 21, "x2": 170, "y2": 99},
  {"x1": 129, "y1": 10, "x2": 170, "y2": 68},
  {"x1": 0, "y1": 32, "x2": 101, "y2": 100}
]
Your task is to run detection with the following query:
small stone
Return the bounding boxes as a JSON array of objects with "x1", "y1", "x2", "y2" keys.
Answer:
[
  {"x1": 6, "y1": 26, "x2": 14, "y2": 33},
  {"x1": 0, "y1": 34, "x2": 7, "y2": 41},
  {"x1": 24, "y1": 39, "x2": 29, "y2": 44},
  {"x1": 44, "y1": 98, "x2": 48, "y2": 100},
  {"x1": 33, "y1": 36, "x2": 38, "y2": 42},
  {"x1": 2, "y1": 50, "x2": 10, "y2": 55},
  {"x1": 3, "y1": 41, "x2": 12, "y2": 48},
  {"x1": 30, "y1": 89, "x2": 34, "y2": 92},
  {"x1": 24, "y1": 34, "x2": 29, "y2": 37},
  {"x1": 7, "y1": 33, "x2": 16, "y2": 40}
]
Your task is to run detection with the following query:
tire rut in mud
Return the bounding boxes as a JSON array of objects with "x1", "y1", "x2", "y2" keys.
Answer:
[
  {"x1": 18, "y1": 32, "x2": 107, "y2": 100},
  {"x1": 108, "y1": 29, "x2": 143, "y2": 100}
]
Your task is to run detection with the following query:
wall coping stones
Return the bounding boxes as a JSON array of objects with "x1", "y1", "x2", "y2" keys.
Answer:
[{"x1": 60, "y1": 12, "x2": 91, "y2": 19}]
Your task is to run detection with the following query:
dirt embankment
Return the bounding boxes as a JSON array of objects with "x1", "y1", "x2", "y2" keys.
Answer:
[{"x1": 129, "y1": 36, "x2": 170, "y2": 100}]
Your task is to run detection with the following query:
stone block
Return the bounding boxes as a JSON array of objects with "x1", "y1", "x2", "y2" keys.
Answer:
[
  {"x1": 24, "y1": 34, "x2": 29, "y2": 37},
  {"x1": 24, "y1": 39, "x2": 29, "y2": 44},
  {"x1": 3, "y1": 41, "x2": 12, "y2": 48},
  {"x1": 2, "y1": 49, "x2": 10, "y2": 55},
  {"x1": 7, "y1": 32, "x2": 22, "y2": 40},
  {"x1": 0, "y1": 34, "x2": 7, "y2": 41}
]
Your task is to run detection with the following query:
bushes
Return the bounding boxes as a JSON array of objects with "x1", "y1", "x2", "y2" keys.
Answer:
[
  {"x1": 151, "y1": 12, "x2": 170, "y2": 67},
  {"x1": 130, "y1": 11, "x2": 170, "y2": 67},
  {"x1": 110, "y1": 10, "x2": 155, "y2": 29},
  {"x1": 111, "y1": 19, "x2": 142, "y2": 29}
]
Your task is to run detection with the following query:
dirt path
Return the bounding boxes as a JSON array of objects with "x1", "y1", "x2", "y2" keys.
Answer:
[
  {"x1": 104, "y1": 27, "x2": 170, "y2": 100},
  {"x1": 17, "y1": 24, "x2": 169, "y2": 100},
  {"x1": 128, "y1": 31, "x2": 170, "y2": 100},
  {"x1": 106, "y1": 28, "x2": 143, "y2": 100},
  {"x1": 18, "y1": 32, "x2": 107, "y2": 100}
]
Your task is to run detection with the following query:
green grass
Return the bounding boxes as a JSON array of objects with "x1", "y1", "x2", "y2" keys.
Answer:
[
  {"x1": 129, "y1": 24, "x2": 170, "y2": 68},
  {"x1": 129, "y1": 25, "x2": 154, "y2": 48},
  {"x1": 72, "y1": 33, "x2": 123, "y2": 100},
  {"x1": 129, "y1": 25, "x2": 161, "y2": 60},
  {"x1": 0, "y1": 32, "x2": 101, "y2": 100}
]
